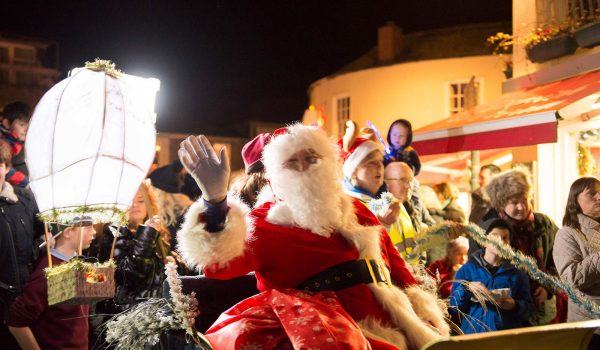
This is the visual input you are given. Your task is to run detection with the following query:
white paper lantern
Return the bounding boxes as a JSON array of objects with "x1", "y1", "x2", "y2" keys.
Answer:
[{"x1": 26, "y1": 60, "x2": 160, "y2": 224}]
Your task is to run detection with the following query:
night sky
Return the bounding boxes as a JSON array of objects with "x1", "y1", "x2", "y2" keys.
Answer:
[{"x1": 3, "y1": 0, "x2": 511, "y2": 137}]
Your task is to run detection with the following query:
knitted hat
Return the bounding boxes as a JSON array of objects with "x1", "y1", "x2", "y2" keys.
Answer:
[
  {"x1": 242, "y1": 133, "x2": 272, "y2": 174},
  {"x1": 148, "y1": 160, "x2": 183, "y2": 193}
]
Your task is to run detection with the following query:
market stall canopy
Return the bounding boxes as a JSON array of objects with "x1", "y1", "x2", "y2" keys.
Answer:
[{"x1": 413, "y1": 69, "x2": 600, "y2": 155}]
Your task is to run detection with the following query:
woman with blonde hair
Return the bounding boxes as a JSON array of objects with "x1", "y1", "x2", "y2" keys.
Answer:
[{"x1": 97, "y1": 181, "x2": 169, "y2": 310}]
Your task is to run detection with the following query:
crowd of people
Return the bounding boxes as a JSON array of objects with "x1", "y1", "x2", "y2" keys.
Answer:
[{"x1": 0, "y1": 100, "x2": 599, "y2": 350}]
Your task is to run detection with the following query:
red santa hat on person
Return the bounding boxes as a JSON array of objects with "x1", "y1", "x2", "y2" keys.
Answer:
[
  {"x1": 242, "y1": 133, "x2": 272, "y2": 174},
  {"x1": 337, "y1": 120, "x2": 383, "y2": 180}
]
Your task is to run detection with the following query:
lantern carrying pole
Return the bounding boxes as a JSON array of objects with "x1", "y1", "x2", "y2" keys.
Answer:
[
  {"x1": 78, "y1": 225, "x2": 84, "y2": 257},
  {"x1": 109, "y1": 226, "x2": 121, "y2": 261},
  {"x1": 44, "y1": 222, "x2": 52, "y2": 268}
]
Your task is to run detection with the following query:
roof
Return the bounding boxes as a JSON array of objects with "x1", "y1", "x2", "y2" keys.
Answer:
[
  {"x1": 412, "y1": 69, "x2": 600, "y2": 155},
  {"x1": 333, "y1": 22, "x2": 511, "y2": 76}
]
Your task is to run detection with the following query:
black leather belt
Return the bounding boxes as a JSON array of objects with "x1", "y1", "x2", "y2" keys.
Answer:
[{"x1": 296, "y1": 259, "x2": 392, "y2": 292}]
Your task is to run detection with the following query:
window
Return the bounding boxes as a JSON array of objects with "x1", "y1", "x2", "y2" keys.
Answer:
[
  {"x1": 13, "y1": 46, "x2": 35, "y2": 64},
  {"x1": 447, "y1": 80, "x2": 481, "y2": 114},
  {"x1": 16, "y1": 71, "x2": 35, "y2": 86},
  {"x1": 336, "y1": 96, "x2": 350, "y2": 137},
  {"x1": 0, "y1": 69, "x2": 8, "y2": 83},
  {"x1": 0, "y1": 47, "x2": 8, "y2": 63}
]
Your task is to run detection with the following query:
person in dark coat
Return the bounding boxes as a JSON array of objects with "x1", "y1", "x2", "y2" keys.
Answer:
[
  {"x1": 469, "y1": 164, "x2": 501, "y2": 225},
  {"x1": 89, "y1": 183, "x2": 169, "y2": 349},
  {"x1": 384, "y1": 119, "x2": 421, "y2": 175},
  {"x1": 0, "y1": 143, "x2": 41, "y2": 349},
  {"x1": 0, "y1": 102, "x2": 30, "y2": 188},
  {"x1": 433, "y1": 182, "x2": 466, "y2": 224}
]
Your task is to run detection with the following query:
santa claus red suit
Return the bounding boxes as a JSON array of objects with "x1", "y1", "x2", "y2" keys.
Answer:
[{"x1": 177, "y1": 124, "x2": 449, "y2": 350}]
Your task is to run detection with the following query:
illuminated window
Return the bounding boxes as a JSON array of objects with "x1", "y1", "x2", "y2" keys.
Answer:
[
  {"x1": 448, "y1": 80, "x2": 481, "y2": 114},
  {"x1": 336, "y1": 96, "x2": 350, "y2": 137}
]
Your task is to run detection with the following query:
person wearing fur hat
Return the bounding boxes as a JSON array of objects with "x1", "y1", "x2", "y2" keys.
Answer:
[
  {"x1": 177, "y1": 124, "x2": 449, "y2": 350},
  {"x1": 480, "y1": 167, "x2": 559, "y2": 326}
]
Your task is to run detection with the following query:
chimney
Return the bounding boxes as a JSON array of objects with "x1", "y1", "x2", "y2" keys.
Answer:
[{"x1": 378, "y1": 21, "x2": 403, "y2": 63}]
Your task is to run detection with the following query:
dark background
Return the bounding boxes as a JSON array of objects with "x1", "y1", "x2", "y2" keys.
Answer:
[{"x1": 2, "y1": 0, "x2": 511, "y2": 136}]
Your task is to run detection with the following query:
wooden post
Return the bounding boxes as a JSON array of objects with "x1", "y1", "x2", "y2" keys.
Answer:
[{"x1": 470, "y1": 150, "x2": 481, "y2": 192}]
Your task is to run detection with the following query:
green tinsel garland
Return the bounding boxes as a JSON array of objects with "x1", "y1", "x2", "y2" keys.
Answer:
[
  {"x1": 44, "y1": 258, "x2": 115, "y2": 278},
  {"x1": 38, "y1": 204, "x2": 128, "y2": 226},
  {"x1": 85, "y1": 58, "x2": 123, "y2": 78},
  {"x1": 407, "y1": 222, "x2": 600, "y2": 317}
]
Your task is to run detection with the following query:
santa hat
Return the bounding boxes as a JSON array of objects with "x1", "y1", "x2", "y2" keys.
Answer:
[
  {"x1": 337, "y1": 121, "x2": 383, "y2": 179},
  {"x1": 262, "y1": 123, "x2": 338, "y2": 176},
  {"x1": 242, "y1": 133, "x2": 272, "y2": 174}
]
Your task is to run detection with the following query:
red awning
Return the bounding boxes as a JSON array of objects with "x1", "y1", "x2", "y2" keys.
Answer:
[{"x1": 413, "y1": 69, "x2": 600, "y2": 155}]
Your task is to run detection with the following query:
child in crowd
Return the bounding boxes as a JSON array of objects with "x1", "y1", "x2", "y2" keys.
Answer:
[
  {"x1": 0, "y1": 102, "x2": 30, "y2": 188},
  {"x1": 427, "y1": 236, "x2": 469, "y2": 299},
  {"x1": 450, "y1": 218, "x2": 533, "y2": 334},
  {"x1": 8, "y1": 217, "x2": 96, "y2": 350},
  {"x1": 384, "y1": 119, "x2": 421, "y2": 175}
]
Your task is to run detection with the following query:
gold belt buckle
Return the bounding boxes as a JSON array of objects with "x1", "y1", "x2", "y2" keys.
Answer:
[{"x1": 364, "y1": 257, "x2": 392, "y2": 288}]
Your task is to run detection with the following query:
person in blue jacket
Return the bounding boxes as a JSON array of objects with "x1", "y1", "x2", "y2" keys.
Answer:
[{"x1": 450, "y1": 218, "x2": 533, "y2": 334}]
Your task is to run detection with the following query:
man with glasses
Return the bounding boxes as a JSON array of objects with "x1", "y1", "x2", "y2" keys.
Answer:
[{"x1": 384, "y1": 161, "x2": 424, "y2": 262}]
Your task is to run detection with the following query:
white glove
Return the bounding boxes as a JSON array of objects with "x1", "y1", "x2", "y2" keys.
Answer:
[{"x1": 178, "y1": 135, "x2": 230, "y2": 202}]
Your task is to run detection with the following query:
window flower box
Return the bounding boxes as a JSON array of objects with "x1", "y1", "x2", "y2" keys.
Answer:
[{"x1": 526, "y1": 34, "x2": 578, "y2": 63}]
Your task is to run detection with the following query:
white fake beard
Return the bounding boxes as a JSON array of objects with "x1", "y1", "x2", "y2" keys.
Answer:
[{"x1": 268, "y1": 159, "x2": 344, "y2": 236}]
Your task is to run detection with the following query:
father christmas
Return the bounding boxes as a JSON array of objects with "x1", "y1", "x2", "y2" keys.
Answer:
[{"x1": 177, "y1": 124, "x2": 449, "y2": 350}]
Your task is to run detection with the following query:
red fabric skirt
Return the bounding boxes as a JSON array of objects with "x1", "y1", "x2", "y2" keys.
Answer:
[{"x1": 205, "y1": 289, "x2": 399, "y2": 350}]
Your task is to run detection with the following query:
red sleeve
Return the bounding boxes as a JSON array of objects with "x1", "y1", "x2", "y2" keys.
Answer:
[
  {"x1": 7, "y1": 258, "x2": 52, "y2": 327},
  {"x1": 350, "y1": 198, "x2": 418, "y2": 288},
  {"x1": 203, "y1": 250, "x2": 257, "y2": 280},
  {"x1": 379, "y1": 228, "x2": 418, "y2": 288},
  {"x1": 427, "y1": 258, "x2": 452, "y2": 299}
]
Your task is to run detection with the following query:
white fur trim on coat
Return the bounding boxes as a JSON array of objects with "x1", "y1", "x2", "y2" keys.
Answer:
[
  {"x1": 342, "y1": 140, "x2": 381, "y2": 180},
  {"x1": 336, "y1": 195, "x2": 448, "y2": 348},
  {"x1": 404, "y1": 285, "x2": 451, "y2": 337},
  {"x1": 358, "y1": 318, "x2": 408, "y2": 350},
  {"x1": 176, "y1": 196, "x2": 250, "y2": 271}
]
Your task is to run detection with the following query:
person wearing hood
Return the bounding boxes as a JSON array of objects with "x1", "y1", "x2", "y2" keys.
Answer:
[{"x1": 450, "y1": 218, "x2": 533, "y2": 334}]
